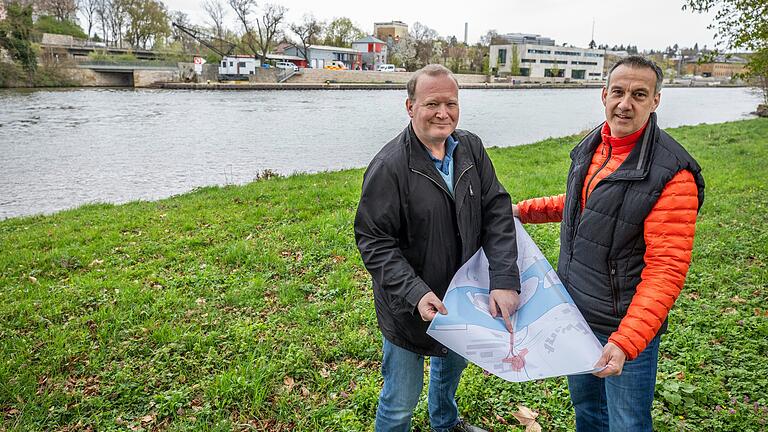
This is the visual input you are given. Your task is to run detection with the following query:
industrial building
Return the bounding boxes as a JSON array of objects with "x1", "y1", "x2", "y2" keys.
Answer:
[
  {"x1": 490, "y1": 36, "x2": 605, "y2": 80},
  {"x1": 373, "y1": 20, "x2": 409, "y2": 45},
  {"x1": 282, "y1": 44, "x2": 362, "y2": 70}
]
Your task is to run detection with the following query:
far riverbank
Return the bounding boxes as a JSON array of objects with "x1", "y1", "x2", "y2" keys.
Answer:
[{"x1": 156, "y1": 81, "x2": 745, "y2": 91}]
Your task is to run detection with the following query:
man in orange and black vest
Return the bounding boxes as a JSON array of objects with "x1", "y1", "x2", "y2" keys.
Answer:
[{"x1": 513, "y1": 56, "x2": 705, "y2": 431}]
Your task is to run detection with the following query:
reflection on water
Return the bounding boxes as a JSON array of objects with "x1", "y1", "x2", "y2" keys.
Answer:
[{"x1": 0, "y1": 87, "x2": 761, "y2": 219}]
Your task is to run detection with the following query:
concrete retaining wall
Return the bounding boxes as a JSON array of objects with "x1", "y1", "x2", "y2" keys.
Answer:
[
  {"x1": 61, "y1": 68, "x2": 133, "y2": 86},
  {"x1": 133, "y1": 69, "x2": 179, "y2": 87},
  {"x1": 287, "y1": 68, "x2": 489, "y2": 84},
  {"x1": 248, "y1": 68, "x2": 281, "y2": 83}
]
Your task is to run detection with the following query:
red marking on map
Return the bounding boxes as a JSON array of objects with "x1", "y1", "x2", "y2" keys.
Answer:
[{"x1": 502, "y1": 332, "x2": 529, "y2": 371}]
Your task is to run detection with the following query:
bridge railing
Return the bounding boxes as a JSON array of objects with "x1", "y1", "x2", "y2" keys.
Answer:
[{"x1": 74, "y1": 59, "x2": 181, "y2": 68}]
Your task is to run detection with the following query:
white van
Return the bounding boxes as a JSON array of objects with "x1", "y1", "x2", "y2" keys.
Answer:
[
  {"x1": 275, "y1": 61, "x2": 298, "y2": 71},
  {"x1": 377, "y1": 64, "x2": 396, "y2": 72}
]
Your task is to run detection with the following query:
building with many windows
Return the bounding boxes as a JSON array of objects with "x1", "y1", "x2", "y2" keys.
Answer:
[{"x1": 490, "y1": 41, "x2": 605, "y2": 80}]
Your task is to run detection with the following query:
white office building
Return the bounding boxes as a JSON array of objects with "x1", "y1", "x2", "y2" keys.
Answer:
[{"x1": 489, "y1": 43, "x2": 605, "y2": 80}]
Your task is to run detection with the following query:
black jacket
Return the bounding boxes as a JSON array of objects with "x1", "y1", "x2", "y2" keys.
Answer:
[
  {"x1": 558, "y1": 113, "x2": 705, "y2": 336},
  {"x1": 354, "y1": 124, "x2": 520, "y2": 356}
]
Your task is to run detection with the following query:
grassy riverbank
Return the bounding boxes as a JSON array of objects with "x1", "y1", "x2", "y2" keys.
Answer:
[{"x1": 1, "y1": 119, "x2": 766, "y2": 431}]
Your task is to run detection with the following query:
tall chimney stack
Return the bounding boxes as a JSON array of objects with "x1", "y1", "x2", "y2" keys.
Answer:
[{"x1": 464, "y1": 22, "x2": 468, "y2": 44}]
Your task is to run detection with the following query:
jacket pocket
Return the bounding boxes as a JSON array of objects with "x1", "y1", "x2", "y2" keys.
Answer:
[{"x1": 609, "y1": 260, "x2": 619, "y2": 317}]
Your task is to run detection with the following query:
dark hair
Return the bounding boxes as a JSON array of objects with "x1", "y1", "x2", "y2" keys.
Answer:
[
  {"x1": 606, "y1": 55, "x2": 664, "y2": 94},
  {"x1": 406, "y1": 64, "x2": 459, "y2": 100}
]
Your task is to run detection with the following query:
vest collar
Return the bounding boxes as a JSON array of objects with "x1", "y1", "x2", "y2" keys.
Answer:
[
  {"x1": 601, "y1": 121, "x2": 648, "y2": 155},
  {"x1": 571, "y1": 112, "x2": 659, "y2": 181}
]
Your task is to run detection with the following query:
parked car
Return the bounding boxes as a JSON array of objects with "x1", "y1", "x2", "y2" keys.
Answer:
[
  {"x1": 377, "y1": 64, "x2": 395, "y2": 72},
  {"x1": 275, "y1": 61, "x2": 298, "y2": 71}
]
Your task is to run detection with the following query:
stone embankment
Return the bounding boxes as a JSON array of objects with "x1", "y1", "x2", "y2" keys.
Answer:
[{"x1": 160, "y1": 67, "x2": 608, "y2": 90}]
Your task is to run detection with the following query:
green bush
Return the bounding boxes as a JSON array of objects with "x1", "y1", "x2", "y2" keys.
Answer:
[
  {"x1": 87, "y1": 50, "x2": 138, "y2": 62},
  {"x1": 32, "y1": 65, "x2": 75, "y2": 87},
  {"x1": 34, "y1": 15, "x2": 87, "y2": 39},
  {"x1": 0, "y1": 61, "x2": 27, "y2": 86}
]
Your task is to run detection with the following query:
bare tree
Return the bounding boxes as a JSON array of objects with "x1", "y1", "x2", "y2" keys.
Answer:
[
  {"x1": 169, "y1": 10, "x2": 198, "y2": 51},
  {"x1": 201, "y1": 0, "x2": 226, "y2": 40},
  {"x1": 410, "y1": 21, "x2": 438, "y2": 67},
  {"x1": 253, "y1": 3, "x2": 285, "y2": 64},
  {"x1": 39, "y1": 0, "x2": 78, "y2": 21},
  {"x1": 289, "y1": 13, "x2": 321, "y2": 65},
  {"x1": 106, "y1": 0, "x2": 128, "y2": 47},
  {"x1": 228, "y1": 0, "x2": 259, "y2": 61},
  {"x1": 79, "y1": 0, "x2": 98, "y2": 38}
]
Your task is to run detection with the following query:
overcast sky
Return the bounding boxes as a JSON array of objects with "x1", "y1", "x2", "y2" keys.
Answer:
[{"x1": 162, "y1": 0, "x2": 721, "y2": 51}]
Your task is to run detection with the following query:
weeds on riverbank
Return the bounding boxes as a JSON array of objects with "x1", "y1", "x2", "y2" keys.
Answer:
[{"x1": 1, "y1": 119, "x2": 766, "y2": 431}]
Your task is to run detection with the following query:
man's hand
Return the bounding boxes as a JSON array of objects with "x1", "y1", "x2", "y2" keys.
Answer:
[
  {"x1": 489, "y1": 289, "x2": 520, "y2": 333},
  {"x1": 512, "y1": 204, "x2": 520, "y2": 218},
  {"x1": 592, "y1": 342, "x2": 627, "y2": 377},
  {"x1": 417, "y1": 291, "x2": 447, "y2": 322}
]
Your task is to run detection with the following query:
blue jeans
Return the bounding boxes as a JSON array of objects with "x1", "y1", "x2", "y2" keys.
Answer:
[
  {"x1": 567, "y1": 332, "x2": 661, "y2": 432},
  {"x1": 375, "y1": 338, "x2": 468, "y2": 432}
]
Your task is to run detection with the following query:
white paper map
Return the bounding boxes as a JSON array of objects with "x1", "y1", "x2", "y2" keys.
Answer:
[{"x1": 427, "y1": 219, "x2": 603, "y2": 382}]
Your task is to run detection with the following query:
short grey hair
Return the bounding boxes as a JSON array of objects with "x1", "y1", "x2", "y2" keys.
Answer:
[
  {"x1": 406, "y1": 64, "x2": 459, "y2": 100},
  {"x1": 606, "y1": 55, "x2": 664, "y2": 94}
]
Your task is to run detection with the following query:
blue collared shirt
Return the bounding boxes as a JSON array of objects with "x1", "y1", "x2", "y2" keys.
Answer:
[{"x1": 428, "y1": 134, "x2": 459, "y2": 196}]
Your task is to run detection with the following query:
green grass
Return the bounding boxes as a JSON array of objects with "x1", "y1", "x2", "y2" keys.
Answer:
[{"x1": 1, "y1": 119, "x2": 766, "y2": 431}]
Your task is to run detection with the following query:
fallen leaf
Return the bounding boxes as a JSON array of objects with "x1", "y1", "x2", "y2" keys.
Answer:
[
  {"x1": 283, "y1": 376, "x2": 295, "y2": 392},
  {"x1": 190, "y1": 398, "x2": 203, "y2": 411},
  {"x1": 300, "y1": 386, "x2": 310, "y2": 397},
  {"x1": 28, "y1": 275, "x2": 38, "y2": 284},
  {"x1": 512, "y1": 405, "x2": 542, "y2": 432},
  {"x1": 139, "y1": 414, "x2": 154, "y2": 424},
  {"x1": 495, "y1": 413, "x2": 508, "y2": 424},
  {"x1": 89, "y1": 259, "x2": 104, "y2": 267},
  {"x1": 730, "y1": 296, "x2": 747, "y2": 304},
  {"x1": 320, "y1": 368, "x2": 330, "y2": 378}
]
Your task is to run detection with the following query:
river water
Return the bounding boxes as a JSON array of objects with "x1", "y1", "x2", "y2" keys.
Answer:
[{"x1": 0, "y1": 87, "x2": 761, "y2": 219}]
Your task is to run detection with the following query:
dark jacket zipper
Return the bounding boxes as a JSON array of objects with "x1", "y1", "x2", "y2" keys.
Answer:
[
  {"x1": 411, "y1": 168, "x2": 451, "y2": 198},
  {"x1": 570, "y1": 143, "x2": 613, "y2": 254},
  {"x1": 411, "y1": 164, "x2": 475, "y2": 201},
  {"x1": 609, "y1": 261, "x2": 619, "y2": 316}
]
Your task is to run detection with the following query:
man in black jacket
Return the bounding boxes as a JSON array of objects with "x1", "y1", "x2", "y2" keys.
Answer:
[{"x1": 354, "y1": 64, "x2": 521, "y2": 432}]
